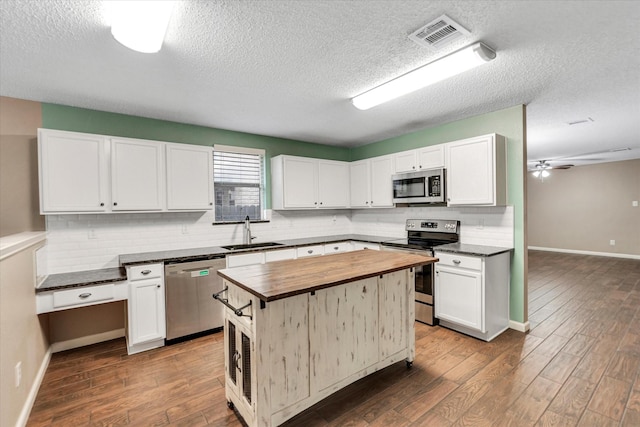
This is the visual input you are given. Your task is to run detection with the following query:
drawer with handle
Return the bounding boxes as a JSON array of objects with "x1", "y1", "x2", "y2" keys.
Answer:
[
  {"x1": 53, "y1": 284, "x2": 115, "y2": 309},
  {"x1": 128, "y1": 263, "x2": 163, "y2": 281},
  {"x1": 296, "y1": 245, "x2": 324, "y2": 258},
  {"x1": 435, "y1": 252, "x2": 482, "y2": 270},
  {"x1": 324, "y1": 242, "x2": 350, "y2": 254}
]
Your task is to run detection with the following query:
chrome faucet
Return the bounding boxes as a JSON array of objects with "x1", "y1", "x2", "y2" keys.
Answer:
[{"x1": 244, "y1": 215, "x2": 256, "y2": 245}]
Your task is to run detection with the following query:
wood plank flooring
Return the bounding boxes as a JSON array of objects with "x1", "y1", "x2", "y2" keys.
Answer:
[{"x1": 27, "y1": 250, "x2": 640, "y2": 426}]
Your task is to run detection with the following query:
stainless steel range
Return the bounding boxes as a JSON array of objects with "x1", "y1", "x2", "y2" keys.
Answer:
[{"x1": 381, "y1": 219, "x2": 460, "y2": 325}]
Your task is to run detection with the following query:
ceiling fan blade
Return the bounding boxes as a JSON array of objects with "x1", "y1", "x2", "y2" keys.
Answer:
[{"x1": 549, "y1": 164, "x2": 574, "y2": 170}]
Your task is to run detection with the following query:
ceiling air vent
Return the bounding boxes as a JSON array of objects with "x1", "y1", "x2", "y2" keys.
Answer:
[{"x1": 408, "y1": 14, "x2": 471, "y2": 49}]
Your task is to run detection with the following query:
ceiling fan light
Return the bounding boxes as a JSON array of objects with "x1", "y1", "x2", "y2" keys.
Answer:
[
  {"x1": 532, "y1": 171, "x2": 541, "y2": 178},
  {"x1": 108, "y1": 1, "x2": 175, "y2": 53},
  {"x1": 541, "y1": 170, "x2": 550, "y2": 178},
  {"x1": 351, "y1": 42, "x2": 496, "y2": 110}
]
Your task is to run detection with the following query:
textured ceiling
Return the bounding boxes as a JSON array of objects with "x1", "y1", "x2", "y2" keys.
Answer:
[{"x1": 1, "y1": 0, "x2": 639, "y2": 168}]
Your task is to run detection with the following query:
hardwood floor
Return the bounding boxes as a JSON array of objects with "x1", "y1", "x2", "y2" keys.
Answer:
[{"x1": 27, "y1": 250, "x2": 640, "y2": 426}]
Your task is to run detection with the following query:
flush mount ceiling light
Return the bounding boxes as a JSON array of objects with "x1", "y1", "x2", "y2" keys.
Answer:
[
  {"x1": 107, "y1": 1, "x2": 175, "y2": 53},
  {"x1": 351, "y1": 42, "x2": 496, "y2": 110}
]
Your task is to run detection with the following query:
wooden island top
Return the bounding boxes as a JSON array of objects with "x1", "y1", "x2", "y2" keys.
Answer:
[{"x1": 217, "y1": 249, "x2": 437, "y2": 302}]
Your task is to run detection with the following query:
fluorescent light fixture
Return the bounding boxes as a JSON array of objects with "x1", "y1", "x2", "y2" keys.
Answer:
[
  {"x1": 351, "y1": 42, "x2": 496, "y2": 110},
  {"x1": 107, "y1": 1, "x2": 175, "y2": 53}
]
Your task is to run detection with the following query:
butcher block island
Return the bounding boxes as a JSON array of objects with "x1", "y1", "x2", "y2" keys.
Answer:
[{"x1": 216, "y1": 249, "x2": 437, "y2": 427}]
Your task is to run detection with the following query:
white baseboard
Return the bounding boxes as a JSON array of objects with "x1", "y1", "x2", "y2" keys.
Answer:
[
  {"x1": 50, "y1": 328, "x2": 125, "y2": 353},
  {"x1": 16, "y1": 347, "x2": 51, "y2": 427},
  {"x1": 528, "y1": 246, "x2": 640, "y2": 260},
  {"x1": 509, "y1": 320, "x2": 530, "y2": 333}
]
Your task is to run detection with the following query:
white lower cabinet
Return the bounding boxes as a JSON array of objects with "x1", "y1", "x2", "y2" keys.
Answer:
[
  {"x1": 126, "y1": 263, "x2": 166, "y2": 354},
  {"x1": 434, "y1": 251, "x2": 510, "y2": 342}
]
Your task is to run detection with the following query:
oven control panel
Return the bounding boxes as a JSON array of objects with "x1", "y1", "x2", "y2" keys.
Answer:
[{"x1": 405, "y1": 219, "x2": 459, "y2": 233}]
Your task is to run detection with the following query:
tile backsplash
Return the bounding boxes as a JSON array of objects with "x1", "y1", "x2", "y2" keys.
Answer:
[{"x1": 41, "y1": 206, "x2": 513, "y2": 274}]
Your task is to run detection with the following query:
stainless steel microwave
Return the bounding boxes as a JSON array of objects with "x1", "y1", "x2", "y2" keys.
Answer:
[{"x1": 392, "y1": 168, "x2": 445, "y2": 204}]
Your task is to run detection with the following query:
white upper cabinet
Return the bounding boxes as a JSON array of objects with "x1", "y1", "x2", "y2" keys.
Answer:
[
  {"x1": 166, "y1": 143, "x2": 213, "y2": 210},
  {"x1": 350, "y1": 155, "x2": 394, "y2": 208},
  {"x1": 111, "y1": 138, "x2": 164, "y2": 211},
  {"x1": 393, "y1": 145, "x2": 445, "y2": 173},
  {"x1": 38, "y1": 129, "x2": 214, "y2": 214},
  {"x1": 271, "y1": 155, "x2": 349, "y2": 210},
  {"x1": 318, "y1": 160, "x2": 350, "y2": 208},
  {"x1": 445, "y1": 134, "x2": 507, "y2": 206},
  {"x1": 369, "y1": 155, "x2": 394, "y2": 207},
  {"x1": 38, "y1": 129, "x2": 109, "y2": 213}
]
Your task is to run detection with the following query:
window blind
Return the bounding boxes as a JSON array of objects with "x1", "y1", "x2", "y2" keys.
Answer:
[{"x1": 213, "y1": 150, "x2": 264, "y2": 222}]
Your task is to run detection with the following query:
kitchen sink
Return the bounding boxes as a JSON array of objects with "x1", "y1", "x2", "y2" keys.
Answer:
[{"x1": 221, "y1": 242, "x2": 285, "y2": 251}]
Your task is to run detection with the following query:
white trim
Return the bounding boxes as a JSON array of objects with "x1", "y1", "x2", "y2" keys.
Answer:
[
  {"x1": 213, "y1": 144, "x2": 265, "y2": 156},
  {"x1": 0, "y1": 232, "x2": 46, "y2": 261},
  {"x1": 16, "y1": 347, "x2": 51, "y2": 427},
  {"x1": 509, "y1": 320, "x2": 530, "y2": 332},
  {"x1": 528, "y1": 246, "x2": 640, "y2": 260},
  {"x1": 50, "y1": 328, "x2": 125, "y2": 353}
]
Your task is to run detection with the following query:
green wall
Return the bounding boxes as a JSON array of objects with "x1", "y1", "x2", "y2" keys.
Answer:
[
  {"x1": 41, "y1": 103, "x2": 350, "y2": 209},
  {"x1": 351, "y1": 105, "x2": 528, "y2": 324},
  {"x1": 42, "y1": 102, "x2": 527, "y2": 325}
]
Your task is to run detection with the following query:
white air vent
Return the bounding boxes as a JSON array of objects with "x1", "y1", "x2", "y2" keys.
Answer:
[{"x1": 408, "y1": 15, "x2": 471, "y2": 49}]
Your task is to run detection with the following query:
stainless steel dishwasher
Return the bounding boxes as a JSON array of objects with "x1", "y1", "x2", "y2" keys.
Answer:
[{"x1": 164, "y1": 257, "x2": 226, "y2": 341}]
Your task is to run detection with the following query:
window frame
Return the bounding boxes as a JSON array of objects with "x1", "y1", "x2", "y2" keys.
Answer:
[{"x1": 212, "y1": 144, "x2": 267, "y2": 224}]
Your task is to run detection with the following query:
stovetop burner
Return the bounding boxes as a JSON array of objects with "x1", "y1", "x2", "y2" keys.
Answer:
[{"x1": 381, "y1": 219, "x2": 460, "y2": 251}]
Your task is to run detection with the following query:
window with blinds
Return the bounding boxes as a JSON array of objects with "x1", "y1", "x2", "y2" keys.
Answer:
[{"x1": 213, "y1": 147, "x2": 265, "y2": 222}]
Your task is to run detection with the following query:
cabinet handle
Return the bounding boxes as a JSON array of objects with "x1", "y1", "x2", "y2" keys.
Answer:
[
  {"x1": 370, "y1": 200, "x2": 373, "y2": 204},
  {"x1": 412, "y1": 166, "x2": 416, "y2": 169},
  {"x1": 453, "y1": 259, "x2": 461, "y2": 265},
  {"x1": 100, "y1": 202, "x2": 104, "y2": 207},
  {"x1": 314, "y1": 202, "x2": 317, "y2": 205},
  {"x1": 319, "y1": 202, "x2": 323, "y2": 205},
  {"x1": 78, "y1": 293, "x2": 92, "y2": 299},
  {"x1": 141, "y1": 269, "x2": 152, "y2": 275},
  {"x1": 419, "y1": 165, "x2": 422, "y2": 168},
  {"x1": 113, "y1": 202, "x2": 118, "y2": 206},
  {"x1": 365, "y1": 201, "x2": 369, "y2": 204},
  {"x1": 209, "y1": 202, "x2": 213, "y2": 205},
  {"x1": 157, "y1": 285, "x2": 161, "y2": 288},
  {"x1": 333, "y1": 246, "x2": 339, "y2": 250},
  {"x1": 233, "y1": 351, "x2": 242, "y2": 372},
  {"x1": 308, "y1": 250, "x2": 313, "y2": 254}
]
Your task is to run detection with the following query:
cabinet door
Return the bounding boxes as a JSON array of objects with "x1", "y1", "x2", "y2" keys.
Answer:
[
  {"x1": 38, "y1": 130, "x2": 108, "y2": 212},
  {"x1": 282, "y1": 157, "x2": 318, "y2": 208},
  {"x1": 417, "y1": 145, "x2": 445, "y2": 170},
  {"x1": 446, "y1": 136, "x2": 495, "y2": 206},
  {"x1": 129, "y1": 279, "x2": 166, "y2": 345},
  {"x1": 111, "y1": 138, "x2": 164, "y2": 211},
  {"x1": 318, "y1": 160, "x2": 350, "y2": 208},
  {"x1": 370, "y1": 156, "x2": 394, "y2": 207},
  {"x1": 166, "y1": 144, "x2": 213, "y2": 210},
  {"x1": 435, "y1": 266, "x2": 483, "y2": 331},
  {"x1": 225, "y1": 319, "x2": 255, "y2": 421},
  {"x1": 393, "y1": 150, "x2": 417, "y2": 173},
  {"x1": 349, "y1": 160, "x2": 370, "y2": 207}
]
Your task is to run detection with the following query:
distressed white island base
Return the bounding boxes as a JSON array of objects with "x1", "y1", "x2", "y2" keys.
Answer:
[{"x1": 216, "y1": 250, "x2": 436, "y2": 427}]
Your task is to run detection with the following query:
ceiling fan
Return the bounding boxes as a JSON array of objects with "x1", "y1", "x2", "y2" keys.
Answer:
[{"x1": 527, "y1": 147, "x2": 632, "y2": 180}]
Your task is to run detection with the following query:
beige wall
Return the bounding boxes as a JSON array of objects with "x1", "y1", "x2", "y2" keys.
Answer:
[
  {"x1": 0, "y1": 242, "x2": 49, "y2": 427},
  {"x1": 0, "y1": 97, "x2": 45, "y2": 237},
  {"x1": 528, "y1": 159, "x2": 640, "y2": 255}
]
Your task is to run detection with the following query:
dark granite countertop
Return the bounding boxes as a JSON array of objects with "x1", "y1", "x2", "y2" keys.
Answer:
[
  {"x1": 37, "y1": 235, "x2": 391, "y2": 293},
  {"x1": 118, "y1": 234, "x2": 388, "y2": 266},
  {"x1": 37, "y1": 267, "x2": 127, "y2": 293},
  {"x1": 434, "y1": 243, "x2": 513, "y2": 257},
  {"x1": 40, "y1": 235, "x2": 510, "y2": 294}
]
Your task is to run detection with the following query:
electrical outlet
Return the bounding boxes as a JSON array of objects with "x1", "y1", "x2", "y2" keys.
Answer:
[
  {"x1": 610, "y1": 240, "x2": 616, "y2": 246},
  {"x1": 633, "y1": 201, "x2": 638, "y2": 207},
  {"x1": 15, "y1": 361, "x2": 21, "y2": 388}
]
